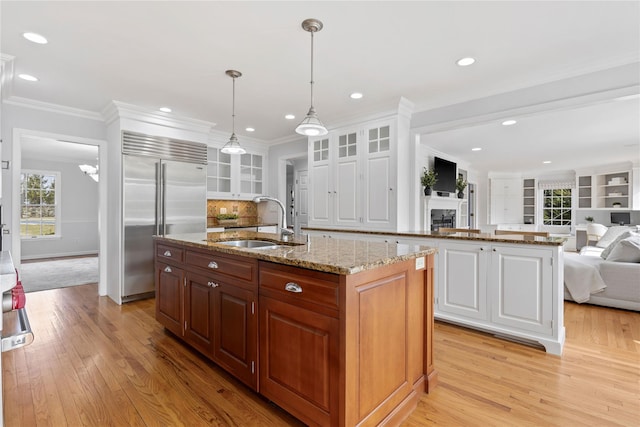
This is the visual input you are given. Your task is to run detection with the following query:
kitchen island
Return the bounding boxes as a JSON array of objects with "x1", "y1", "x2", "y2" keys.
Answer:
[
  {"x1": 154, "y1": 231, "x2": 437, "y2": 427},
  {"x1": 305, "y1": 228, "x2": 567, "y2": 355}
]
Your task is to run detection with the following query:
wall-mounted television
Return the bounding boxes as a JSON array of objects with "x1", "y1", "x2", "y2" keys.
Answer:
[
  {"x1": 433, "y1": 157, "x2": 457, "y2": 194},
  {"x1": 611, "y1": 211, "x2": 630, "y2": 225}
]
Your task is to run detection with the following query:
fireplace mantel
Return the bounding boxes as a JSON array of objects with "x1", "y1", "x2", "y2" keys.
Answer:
[{"x1": 422, "y1": 195, "x2": 465, "y2": 231}]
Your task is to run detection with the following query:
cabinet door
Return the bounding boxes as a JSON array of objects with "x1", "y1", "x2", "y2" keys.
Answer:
[
  {"x1": 309, "y1": 137, "x2": 331, "y2": 225},
  {"x1": 155, "y1": 262, "x2": 184, "y2": 336},
  {"x1": 364, "y1": 123, "x2": 395, "y2": 229},
  {"x1": 238, "y1": 153, "x2": 263, "y2": 198},
  {"x1": 259, "y1": 295, "x2": 339, "y2": 427},
  {"x1": 335, "y1": 131, "x2": 359, "y2": 226},
  {"x1": 212, "y1": 282, "x2": 257, "y2": 390},
  {"x1": 206, "y1": 147, "x2": 232, "y2": 198},
  {"x1": 184, "y1": 271, "x2": 214, "y2": 355},
  {"x1": 436, "y1": 241, "x2": 488, "y2": 321},
  {"x1": 489, "y1": 245, "x2": 552, "y2": 334}
]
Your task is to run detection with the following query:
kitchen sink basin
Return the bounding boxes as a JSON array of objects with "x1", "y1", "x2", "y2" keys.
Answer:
[{"x1": 217, "y1": 239, "x2": 280, "y2": 249}]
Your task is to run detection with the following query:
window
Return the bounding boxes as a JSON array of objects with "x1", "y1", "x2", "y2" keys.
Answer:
[
  {"x1": 542, "y1": 188, "x2": 572, "y2": 226},
  {"x1": 20, "y1": 170, "x2": 61, "y2": 238}
]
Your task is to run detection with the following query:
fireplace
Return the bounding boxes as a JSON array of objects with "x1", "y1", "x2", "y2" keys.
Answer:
[
  {"x1": 431, "y1": 209, "x2": 456, "y2": 231},
  {"x1": 422, "y1": 195, "x2": 464, "y2": 232}
]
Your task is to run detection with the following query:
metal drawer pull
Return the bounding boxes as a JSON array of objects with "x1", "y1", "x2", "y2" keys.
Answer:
[
  {"x1": 208, "y1": 261, "x2": 219, "y2": 269},
  {"x1": 208, "y1": 282, "x2": 219, "y2": 288},
  {"x1": 285, "y1": 282, "x2": 302, "y2": 293},
  {"x1": 164, "y1": 266, "x2": 172, "y2": 273},
  {"x1": 163, "y1": 250, "x2": 172, "y2": 257}
]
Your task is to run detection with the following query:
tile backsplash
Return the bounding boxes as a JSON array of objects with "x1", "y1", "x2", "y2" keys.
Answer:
[{"x1": 207, "y1": 199, "x2": 258, "y2": 226}]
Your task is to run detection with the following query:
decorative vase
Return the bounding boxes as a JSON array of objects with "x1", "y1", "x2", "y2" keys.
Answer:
[
  {"x1": 457, "y1": 191, "x2": 464, "y2": 199},
  {"x1": 424, "y1": 187, "x2": 432, "y2": 196}
]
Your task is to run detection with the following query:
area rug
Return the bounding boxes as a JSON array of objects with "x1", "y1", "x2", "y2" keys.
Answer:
[{"x1": 20, "y1": 256, "x2": 99, "y2": 293}]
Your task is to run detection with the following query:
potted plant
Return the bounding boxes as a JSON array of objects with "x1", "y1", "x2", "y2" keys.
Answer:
[
  {"x1": 456, "y1": 178, "x2": 468, "y2": 199},
  {"x1": 421, "y1": 167, "x2": 437, "y2": 196},
  {"x1": 216, "y1": 213, "x2": 239, "y2": 225}
]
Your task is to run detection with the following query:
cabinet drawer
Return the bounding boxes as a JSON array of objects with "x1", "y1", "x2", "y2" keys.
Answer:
[
  {"x1": 259, "y1": 262, "x2": 339, "y2": 312},
  {"x1": 186, "y1": 250, "x2": 257, "y2": 284},
  {"x1": 157, "y1": 244, "x2": 184, "y2": 263}
]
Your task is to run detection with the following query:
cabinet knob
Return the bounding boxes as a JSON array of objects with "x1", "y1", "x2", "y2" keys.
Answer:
[
  {"x1": 208, "y1": 282, "x2": 219, "y2": 288},
  {"x1": 285, "y1": 282, "x2": 303, "y2": 293},
  {"x1": 208, "y1": 261, "x2": 219, "y2": 269},
  {"x1": 480, "y1": 247, "x2": 484, "y2": 251},
  {"x1": 493, "y1": 248, "x2": 497, "y2": 252},
  {"x1": 164, "y1": 266, "x2": 172, "y2": 273},
  {"x1": 163, "y1": 250, "x2": 172, "y2": 257}
]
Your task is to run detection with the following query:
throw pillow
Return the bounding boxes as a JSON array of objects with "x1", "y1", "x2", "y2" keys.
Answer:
[
  {"x1": 600, "y1": 230, "x2": 638, "y2": 259},
  {"x1": 596, "y1": 226, "x2": 632, "y2": 248},
  {"x1": 606, "y1": 235, "x2": 640, "y2": 263}
]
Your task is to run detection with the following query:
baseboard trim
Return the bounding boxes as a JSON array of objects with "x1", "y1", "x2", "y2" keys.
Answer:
[{"x1": 22, "y1": 251, "x2": 99, "y2": 262}]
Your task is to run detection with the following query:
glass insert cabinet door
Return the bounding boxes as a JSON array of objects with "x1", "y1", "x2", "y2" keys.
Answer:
[
  {"x1": 240, "y1": 153, "x2": 263, "y2": 195},
  {"x1": 207, "y1": 147, "x2": 232, "y2": 193}
]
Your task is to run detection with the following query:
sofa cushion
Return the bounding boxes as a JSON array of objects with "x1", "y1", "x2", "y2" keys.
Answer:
[
  {"x1": 601, "y1": 230, "x2": 638, "y2": 259},
  {"x1": 596, "y1": 226, "x2": 633, "y2": 248},
  {"x1": 606, "y1": 235, "x2": 640, "y2": 263}
]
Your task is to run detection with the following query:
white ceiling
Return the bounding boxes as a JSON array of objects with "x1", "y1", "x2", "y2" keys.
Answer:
[{"x1": 1, "y1": 1, "x2": 639, "y2": 173}]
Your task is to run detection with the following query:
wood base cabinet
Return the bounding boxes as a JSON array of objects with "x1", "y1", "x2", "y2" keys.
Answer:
[
  {"x1": 156, "y1": 239, "x2": 435, "y2": 426},
  {"x1": 154, "y1": 242, "x2": 259, "y2": 390},
  {"x1": 259, "y1": 257, "x2": 435, "y2": 427}
]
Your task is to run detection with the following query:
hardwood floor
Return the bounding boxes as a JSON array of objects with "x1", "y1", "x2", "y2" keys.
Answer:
[{"x1": 3, "y1": 285, "x2": 638, "y2": 426}]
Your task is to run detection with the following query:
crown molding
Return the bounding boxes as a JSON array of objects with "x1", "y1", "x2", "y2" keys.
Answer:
[
  {"x1": 102, "y1": 100, "x2": 215, "y2": 135},
  {"x1": 1, "y1": 53, "x2": 16, "y2": 101},
  {"x1": 3, "y1": 96, "x2": 104, "y2": 121}
]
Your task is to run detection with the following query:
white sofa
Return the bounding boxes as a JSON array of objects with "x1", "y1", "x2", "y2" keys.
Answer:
[{"x1": 564, "y1": 226, "x2": 640, "y2": 311}]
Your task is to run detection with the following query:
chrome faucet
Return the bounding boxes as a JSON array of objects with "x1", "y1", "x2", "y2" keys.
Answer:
[{"x1": 253, "y1": 196, "x2": 295, "y2": 240}]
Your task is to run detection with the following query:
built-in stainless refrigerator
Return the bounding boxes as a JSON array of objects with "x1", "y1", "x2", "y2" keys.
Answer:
[{"x1": 122, "y1": 131, "x2": 207, "y2": 302}]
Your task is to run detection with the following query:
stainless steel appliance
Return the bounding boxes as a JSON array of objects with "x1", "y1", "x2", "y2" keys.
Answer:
[
  {"x1": 122, "y1": 131, "x2": 207, "y2": 302},
  {"x1": 1, "y1": 251, "x2": 34, "y2": 425}
]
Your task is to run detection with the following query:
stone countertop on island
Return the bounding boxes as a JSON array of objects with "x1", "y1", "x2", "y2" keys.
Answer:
[
  {"x1": 303, "y1": 227, "x2": 567, "y2": 247},
  {"x1": 154, "y1": 231, "x2": 436, "y2": 275}
]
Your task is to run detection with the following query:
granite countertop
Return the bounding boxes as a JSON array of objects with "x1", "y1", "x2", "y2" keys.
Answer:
[
  {"x1": 303, "y1": 227, "x2": 567, "y2": 247},
  {"x1": 155, "y1": 231, "x2": 436, "y2": 275}
]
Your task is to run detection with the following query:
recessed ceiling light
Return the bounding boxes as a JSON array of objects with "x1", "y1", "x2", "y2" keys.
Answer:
[
  {"x1": 18, "y1": 74, "x2": 38, "y2": 82},
  {"x1": 543, "y1": 160, "x2": 552, "y2": 164},
  {"x1": 159, "y1": 107, "x2": 172, "y2": 113},
  {"x1": 23, "y1": 32, "x2": 48, "y2": 44},
  {"x1": 245, "y1": 127, "x2": 255, "y2": 132},
  {"x1": 285, "y1": 114, "x2": 295, "y2": 120},
  {"x1": 456, "y1": 57, "x2": 475, "y2": 67},
  {"x1": 502, "y1": 119, "x2": 517, "y2": 126},
  {"x1": 350, "y1": 92, "x2": 363, "y2": 99},
  {"x1": 471, "y1": 147, "x2": 482, "y2": 151}
]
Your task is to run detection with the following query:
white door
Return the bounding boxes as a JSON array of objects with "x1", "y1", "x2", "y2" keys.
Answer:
[
  {"x1": 436, "y1": 241, "x2": 489, "y2": 321},
  {"x1": 490, "y1": 245, "x2": 552, "y2": 334},
  {"x1": 295, "y1": 169, "x2": 309, "y2": 234}
]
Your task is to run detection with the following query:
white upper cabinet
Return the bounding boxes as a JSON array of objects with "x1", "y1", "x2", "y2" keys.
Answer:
[
  {"x1": 207, "y1": 147, "x2": 265, "y2": 199},
  {"x1": 490, "y1": 178, "x2": 523, "y2": 224},
  {"x1": 308, "y1": 119, "x2": 397, "y2": 230}
]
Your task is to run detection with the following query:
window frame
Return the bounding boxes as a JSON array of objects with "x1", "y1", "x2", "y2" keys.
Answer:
[
  {"x1": 542, "y1": 187, "x2": 573, "y2": 226},
  {"x1": 20, "y1": 169, "x2": 62, "y2": 240}
]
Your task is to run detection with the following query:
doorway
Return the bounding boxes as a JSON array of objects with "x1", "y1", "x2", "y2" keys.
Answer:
[
  {"x1": 278, "y1": 153, "x2": 308, "y2": 234},
  {"x1": 11, "y1": 129, "x2": 108, "y2": 295}
]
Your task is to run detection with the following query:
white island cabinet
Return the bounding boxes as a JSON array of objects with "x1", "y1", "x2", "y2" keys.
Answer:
[{"x1": 436, "y1": 239, "x2": 562, "y2": 355}]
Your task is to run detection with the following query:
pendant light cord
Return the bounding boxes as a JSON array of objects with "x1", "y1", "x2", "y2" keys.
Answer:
[
  {"x1": 309, "y1": 30, "x2": 315, "y2": 110},
  {"x1": 231, "y1": 76, "x2": 236, "y2": 133}
]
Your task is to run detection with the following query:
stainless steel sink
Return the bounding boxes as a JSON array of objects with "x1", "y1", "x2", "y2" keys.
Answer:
[{"x1": 217, "y1": 239, "x2": 280, "y2": 249}]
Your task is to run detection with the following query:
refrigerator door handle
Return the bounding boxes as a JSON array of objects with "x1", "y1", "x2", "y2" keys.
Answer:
[
  {"x1": 161, "y1": 162, "x2": 167, "y2": 235},
  {"x1": 155, "y1": 162, "x2": 162, "y2": 236}
]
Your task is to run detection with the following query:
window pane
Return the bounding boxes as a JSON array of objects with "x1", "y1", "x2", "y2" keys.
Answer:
[
  {"x1": 369, "y1": 141, "x2": 377, "y2": 153},
  {"x1": 241, "y1": 154, "x2": 251, "y2": 166},
  {"x1": 339, "y1": 135, "x2": 346, "y2": 146},
  {"x1": 380, "y1": 126, "x2": 390, "y2": 138},
  {"x1": 369, "y1": 128, "x2": 378, "y2": 140},
  {"x1": 380, "y1": 138, "x2": 390, "y2": 152},
  {"x1": 339, "y1": 147, "x2": 346, "y2": 158},
  {"x1": 220, "y1": 152, "x2": 231, "y2": 164},
  {"x1": 254, "y1": 155, "x2": 262, "y2": 167}
]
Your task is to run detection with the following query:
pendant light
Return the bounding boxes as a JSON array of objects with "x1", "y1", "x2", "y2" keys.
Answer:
[
  {"x1": 295, "y1": 19, "x2": 328, "y2": 137},
  {"x1": 221, "y1": 69, "x2": 246, "y2": 154}
]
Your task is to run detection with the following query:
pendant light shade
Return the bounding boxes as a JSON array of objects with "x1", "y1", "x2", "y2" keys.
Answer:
[
  {"x1": 221, "y1": 70, "x2": 246, "y2": 155},
  {"x1": 296, "y1": 19, "x2": 328, "y2": 137}
]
